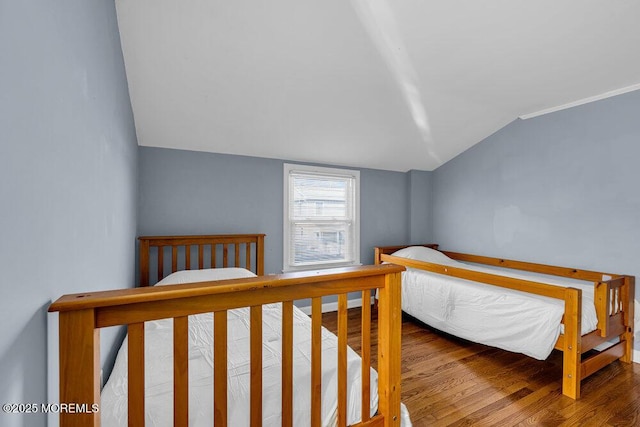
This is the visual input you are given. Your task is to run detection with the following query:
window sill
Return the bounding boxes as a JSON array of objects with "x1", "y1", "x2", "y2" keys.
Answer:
[{"x1": 282, "y1": 262, "x2": 363, "y2": 274}]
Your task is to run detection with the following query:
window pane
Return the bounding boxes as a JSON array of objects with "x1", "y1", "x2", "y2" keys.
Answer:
[
  {"x1": 284, "y1": 164, "x2": 360, "y2": 271},
  {"x1": 290, "y1": 174, "x2": 352, "y2": 220},
  {"x1": 290, "y1": 222, "x2": 353, "y2": 266}
]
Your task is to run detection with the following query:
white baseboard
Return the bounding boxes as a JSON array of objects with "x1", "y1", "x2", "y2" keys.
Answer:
[{"x1": 298, "y1": 296, "x2": 375, "y2": 315}]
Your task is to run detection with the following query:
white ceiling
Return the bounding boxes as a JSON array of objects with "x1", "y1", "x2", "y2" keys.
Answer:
[{"x1": 115, "y1": 0, "x2": 640, "y2": 172}]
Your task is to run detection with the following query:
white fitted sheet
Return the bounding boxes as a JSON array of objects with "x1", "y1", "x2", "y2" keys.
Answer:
[
  {"x1": 393, "y1": 249, "x2": 598, "y2": 360},
  {"x1": 100, "y1": 268, "x2": 411, "y2": 426}
]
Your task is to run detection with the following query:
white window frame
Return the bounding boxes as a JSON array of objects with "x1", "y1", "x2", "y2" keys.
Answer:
[{"x1": 283, "y1": 163, "x2": 360, "y2": 272}]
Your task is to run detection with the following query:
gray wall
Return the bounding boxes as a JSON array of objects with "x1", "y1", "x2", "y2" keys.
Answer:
[
  {"x1": 432, "y1": 90, "x2": 640, "y2": 356},
  {"x1": 0, "y1": 0, "x2": 138, "y2": 425},
  {"x1": 138, "y1": 147, "x2": 425, "y2": 275},
  {"x1": 408, "y1": 170, "x2": 433, "y2": 244}
]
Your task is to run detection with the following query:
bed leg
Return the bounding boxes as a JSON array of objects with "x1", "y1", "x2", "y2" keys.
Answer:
[
  {"x1": 59, "y1": 309, "x2": 100, "y2": 426},
  {"x1": 621, "y1": 275, "x2": 635, "y2": 363},
  {"x1": 377, "y1": 271, "x2": 402, "y2": 427},
  {"x1": 562, "y1": 288, "x2": 582, "y2": 399}
]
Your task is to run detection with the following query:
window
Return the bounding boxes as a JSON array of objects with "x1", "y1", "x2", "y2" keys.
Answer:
[{"x1": 283, "y1": 164, "x2": 360, "y2": 271}]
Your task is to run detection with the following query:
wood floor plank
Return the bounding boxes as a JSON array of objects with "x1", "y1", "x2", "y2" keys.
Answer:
[
  {"x1": 486, "y1": 384, "x2": 563, "y2": 426},
  {"x1": 473, "y1": 383, "x2": 562, "y2": 426},
  {"x1": 321, "y1": 307, "x2": 640, "y2": 427},
  {"x1": 605, "y1": 397, "x2": 640, "y2": 426}
]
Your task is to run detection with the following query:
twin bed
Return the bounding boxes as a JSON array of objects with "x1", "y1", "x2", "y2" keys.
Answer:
[
  {"x1": 49, "y1": 235, "x2": 406, "y2": 427},
  {"x1": 375, "y1": 244, "x2": 635, "y2": 400},
  {"x1": 49, "y1": 234, "x2": 635, "y2": 426}
]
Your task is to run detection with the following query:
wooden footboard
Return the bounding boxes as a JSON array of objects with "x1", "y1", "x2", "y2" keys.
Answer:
[
  {"x1": 49, "y1": 264, "x2": 405, "y2": 427},
  {"x1": 375, "y1": 244, "x2": 635, "y2": 400}
]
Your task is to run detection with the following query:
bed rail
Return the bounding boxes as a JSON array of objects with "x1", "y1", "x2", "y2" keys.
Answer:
[
  {"x1": 375, "y1": 244, "x2": 634, "y2": 400},
  {"x1": 49, "y1": 264, "x2": 405, "y2": 427}
]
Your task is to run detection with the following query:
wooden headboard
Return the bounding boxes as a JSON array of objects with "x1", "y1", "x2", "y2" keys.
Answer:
[{"x1": 138, "y1": 234, "x2": 266, "y2": 286}]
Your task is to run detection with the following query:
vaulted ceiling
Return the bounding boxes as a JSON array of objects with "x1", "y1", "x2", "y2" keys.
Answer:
[{"x1": 115, "y1": 0, "x2": 640, "y2": 172}]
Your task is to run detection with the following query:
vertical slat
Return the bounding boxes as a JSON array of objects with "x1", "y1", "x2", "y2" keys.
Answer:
[
  {"x1": 377, "y1": 272, "x2": 402, "y2": 427},
  {"x1": 235, "y1": 244, "x2": 240, "y2": 268},
  {"x1": 139, "y1": 239, "x2": 150, "y2": 286},
  {"x1": 372, "y1": 248, "x2": 382, "y2": 311},
  {"x1": 174, "y1": 316, "x2": 189, "y2": 427},
  {"x1": 250, "y1": 306, "x2": 263, "y2": 426},
  {"x1": 282, "y1": 301, "x2": 294, "y2": 427},
  {"x1": 562, "y1": 287, "x2": 582, "y2": 399},
  {"x1": 311, "y1": 297, "x2": 322, "y2": 427},
  {"x1": 128, "y1": 322, "x2": 145, "y2": 427},
  {"x1": 198, "y1": 245, "x2": 204, "y2": 269},
  {"x1": 223, "y1": 244, "x2": 229, "y2": 268},
  {"x1": 257, "y1": 235, "x2": 265, "y2": 275},
  {"x1": 157, "y1": 246, "x2": 164, "y2": 283},
  {"x1": 172, "y1": 246, "x2": 178, "y2": 273},
  {"x1": 246, "y1": 243, "x2": 252, "y2": 272},
  {"x1": 361, "y1": 290, "x2": 371, "y2": 422},
  {"x1": 337, "y1": 294, "x2": 348, "y2": 427},
  {"x1": 214, "y1": 311, "x2": 228, "y2": 426},
  {"x1": 58, "y1": 309, "x2": 100, "y2": 427},
  {"x1": 185, "y1": 245, "x2": 191, "y2": 270},
  {"x1": 211, "y1": 244, "x2": 217, "y2": 269}
]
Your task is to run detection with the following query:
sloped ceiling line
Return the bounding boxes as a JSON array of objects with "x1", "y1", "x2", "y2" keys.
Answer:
[
  {"x1": 351, "y1": 0, "x2": 443, "y2": 166},
  {"x1": 116, "y1": 0, "x2": 640, "y2": 172}
]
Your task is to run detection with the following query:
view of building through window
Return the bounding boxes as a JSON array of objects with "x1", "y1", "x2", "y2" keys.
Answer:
[{"x1": 284, "y1": 164, "x2": 359, "y2": 270}]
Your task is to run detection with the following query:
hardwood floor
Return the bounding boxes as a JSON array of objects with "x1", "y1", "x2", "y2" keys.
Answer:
[{"x1": 322, "y1": 307, "x2": 640, "y2": 427}]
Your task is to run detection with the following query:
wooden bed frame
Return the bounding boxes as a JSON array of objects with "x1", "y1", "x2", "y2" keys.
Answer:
[
  {"x1": 49, "y1": 234, "x2": 405, "y2": 427},
  {"x1": 375, "y1": 244, "x2": 635, "y2": 400},
  {"x1": 138, "y1": 234, "x2": 266, "y2": 285}
]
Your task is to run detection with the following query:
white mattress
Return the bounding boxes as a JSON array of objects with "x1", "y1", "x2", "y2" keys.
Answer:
[
  {"x1": 100, "y1": 268, "x2": 411, "y2": 426},
  {"x1": 392, "y1": 247, "x2": 598, "y2": 360}
]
